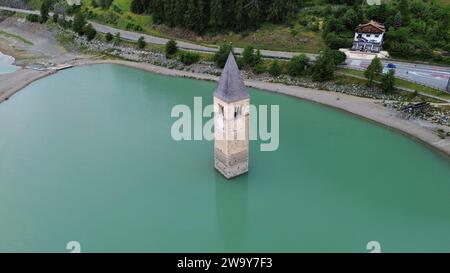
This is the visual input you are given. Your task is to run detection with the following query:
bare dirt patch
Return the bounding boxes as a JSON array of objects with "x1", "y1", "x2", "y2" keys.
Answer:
[{"x1": 0, "y1": 17, "x2": 78, "y2": 65}]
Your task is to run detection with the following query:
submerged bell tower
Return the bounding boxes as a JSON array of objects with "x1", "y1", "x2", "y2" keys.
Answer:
[{"x1": 214, "y1": 53, "x2": 250, "y2": 179}]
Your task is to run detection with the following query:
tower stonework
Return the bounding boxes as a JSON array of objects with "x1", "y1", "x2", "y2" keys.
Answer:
[{"x1": 214, "y1": 53, "x2": 250, "y2": 179}]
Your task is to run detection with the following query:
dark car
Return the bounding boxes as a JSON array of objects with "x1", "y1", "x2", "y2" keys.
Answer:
[{"x1": 387, "y1": 63, "x2": 397, "y2": 69}]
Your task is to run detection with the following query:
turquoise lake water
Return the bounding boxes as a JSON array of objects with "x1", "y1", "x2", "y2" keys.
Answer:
[{"x1": 0, "y1": 64, "x2": 449, "y2": 252}]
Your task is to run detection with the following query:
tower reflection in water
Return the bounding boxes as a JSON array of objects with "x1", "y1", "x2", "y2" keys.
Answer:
[{"x1": 214, "y1": 172, "x2": 249, "y2": 250}]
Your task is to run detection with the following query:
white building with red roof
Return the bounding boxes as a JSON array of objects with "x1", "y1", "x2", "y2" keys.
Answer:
[{"x1": 351, "y1": 20, "x2": 385, "y2": 53}]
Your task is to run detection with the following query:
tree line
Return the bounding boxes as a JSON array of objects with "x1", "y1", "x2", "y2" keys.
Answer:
[{"x1": 130, "y1": 0, "x2": 302, "y2": 33}]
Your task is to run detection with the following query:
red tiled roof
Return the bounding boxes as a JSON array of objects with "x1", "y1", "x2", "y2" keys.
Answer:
[{"x1": 356, "y1": 20, "x2": 385, "y2": 32}]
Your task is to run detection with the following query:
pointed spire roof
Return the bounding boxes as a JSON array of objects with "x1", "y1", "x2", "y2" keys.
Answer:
[{"x1": 214, "y1": 53, "x2": 249, "y2": 103}]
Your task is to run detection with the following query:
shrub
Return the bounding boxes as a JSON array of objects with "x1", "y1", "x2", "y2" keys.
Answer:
[
  {"x1": 83, "y1": 24, "x2": 97, "y2": 41},
  {"x1": 443, "y1": 57, "x2": 450, "y2": 65},
  {"x1": 26, "y1": 14, "x2": 40, "y2": 23},
  {"x1": 253, "y1": 63, "x2": 266, "y2": 74},
  {"x1": 111, "y1": 4, "x2": 122, "y2": 13},
  {"x1": 65, "y1": 19, "x2": 73, "y2": 29},
  {"x1": 180, "y1": 51, "x2": 200, "y2": 65},
  {"x1": 437, "y1": 129, "x2": 446, "y2": 139},
  {"x1": 242, "y1": 45, "x2": 255, "y2": 66},
  {"x1": 165, "y1": 39, "x2": 178, "y2": 56},
  {"x1": 331, "y1": 50, "x2": 347, "y2": 65},
  {"x1": 242, "y1": 46, "x2": 262, "y2": 67},
  {"x1": 57, "y1": 17, "x2": 70, "y2": 29},
  {"x1": 287, "y1": 54, "x2": 309, "y2": 77},
  {"x1": 312, "y1": 50, "x2": 335, "y2": 82},
  {"x1": 269, "y1": 61, "x2": 281, "y2": 77},
  {"x1": 114, "y1": 32, "x2": 121, "y2": 45},
  {"x1": 105, "y1": 32, "x2": 113, "y2": 42},
  {"x1": 66, "y1": 4, "x2": 81, "y2": 16},
  {"x1": 40, "y1": 0, "x2": 50, "y2": 23},
  {"x1": 325, "y1": 32, "x2": 352, "y2": 50},
  {"x1": 214, "y1": 44, "x2": 233, "y2": 68},
  {"x1": 137, "y1": 36, "x2": 146, "y2": 49},
  {"x1": 236, "y1": 57, "x2": 244, "y2": 69},
  {"x1": 254, "y1": 49, "x2": 262, "y2": 66},
  {"x1": 306, "y1": 21, "x2": 319, "y2": 32},
  {"x1": 98, "y1": 0, "x2": 113, "y2": 9},
  {"x1": 72, "y1": 13, "x2": 86, "y2": 35},
  {"x1": 407, "y1": 90, "x2": 418, "y2": 101},
  {"x1": 290, "y1": 28, "x2": 298, "y2": 37}
]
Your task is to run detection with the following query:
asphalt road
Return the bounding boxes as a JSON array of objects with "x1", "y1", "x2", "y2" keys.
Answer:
[
  {"x1": 0, "y1": 7, "x2": 307, "y2": 59},
  {"x1": 344, "y1": 59, "x2": 450, "y2": 91},
  {"x1": 1, "y1": 6, "x2": 449, "y2": 92}
]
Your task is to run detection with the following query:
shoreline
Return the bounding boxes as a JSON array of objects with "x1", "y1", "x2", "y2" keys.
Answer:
[{"x1": 1, "y1": 59, "x2": 450, "y2": 157}]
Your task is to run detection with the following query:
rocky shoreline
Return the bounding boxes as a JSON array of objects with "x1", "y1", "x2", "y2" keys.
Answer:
[
  {"x1": 2, "y1": 24, "x2": 450, "y2": 156},
  {"x1": 71, "y1": 32, "x2": 450, "y2": 127}
]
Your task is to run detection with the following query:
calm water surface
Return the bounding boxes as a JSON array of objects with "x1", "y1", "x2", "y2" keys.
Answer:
[{"x1": 0, "y1": 64, "x2": 449, "y2": 252}]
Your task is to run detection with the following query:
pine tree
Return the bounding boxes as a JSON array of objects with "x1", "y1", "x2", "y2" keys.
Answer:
[
  {"x1": 164, "y1": 0, "x2": 176, "y2": 27},
  {"x1": 364, "y1": 57, "x2": 383, "y2": 88},
  {"x1": 284, "y1": 0, "x2": 297, "y2": 23},
  {"x1": 165, "y1": 39, "x2": 178, "y2": 56},
  {"x1": 234, "y1": 0, "x2": 247, "y2": 31},
  {"x1": 151, "y1": 0, "x2": 166, "y2": 24},
  {"x1": 174, "y1": 0, "x2": 187, "y2": 26},
  {"x1": 131, "y1": 0, "x2": 144, "y2": 14},
  {"x1": 247, "y1": 0, "x2": 261, "y2": 29},
  {"x1": 242, "y1": 45, "x2": 255, "y2": 67},
  {"x1": 137, "y1": 36, "x2": 146, "y2": 49},
  {"x1": 145, "y1": 0, "x2": 302, "y2": 33},
  {"x1": 209, "y1": 0, "x2": 224, "y2": 30},
  {"x1": 72, "y1": 12, "x2": 86, "y2": 35},
  {"x1": 393, "y1": 11, "x2": 402, "y2": 28},
  {"x1": 221, "y1": 0, "x2": 234, "y2": 29},
  {"x1": 196, "y1": 0, "x2": 209, "y2": 33},
  {"x1": 40, "y1": 0, "x2": 50, "y2": 23},
  {"x1": 312, "y1": 50, "x2": 335, "y2": 82},
  {"x1": 398, "y1": 0, "x2": 410, "y2": 24},
  {"x1": 254, "y1": 49, "x2": 262, "y2": 66},
  {"x1": 267, "y1": 0, "x2": 284, "y2": 23},
  {"x1": 381, "y1": 69, "x2": 396, "y2": 93},
  {"x1": 185, "y1": 0, "x2": 198, "y2": 31},
  {"x1": 84, "y1": 23, "x2": 97, "y2": 41}
]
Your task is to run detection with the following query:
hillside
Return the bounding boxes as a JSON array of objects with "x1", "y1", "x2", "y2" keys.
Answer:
[
  {"x1": 76, "y1": 0, "x2": 325, "y2": 53},
  {"x1": 13, "y1": 0, "x2": 450, "y2": 60}
]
